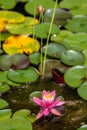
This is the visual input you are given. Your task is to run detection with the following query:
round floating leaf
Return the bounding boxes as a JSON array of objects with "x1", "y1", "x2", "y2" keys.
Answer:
[
  {"x1": 6, "y1": 17, "x2": 39, "y2": 35},
  {"x1": 83, "y1": 50, "x2": 87, "y2": 66},
  {"x1": 65, "y1": 16, "x2": 87, "y2": 33},
  {"x1": 61, "y1": 50, "x2": 85, "y2": 66},
  {"x1": 3, "y1": 35, "x2": 40, "y2": 54},
  {"x1": 77, "y1": 82, "x2": 87, "y2": 100},
  {"x1": 0, "y1": 109, "x2": 11, "y2": 121},
  {"x1": 0, "y1": 32, "x2": 11, "y2": 41},
  {"x1": 29, "y1": 91, "x2": 42, "y2": 102},
  {"x1": 51, "y1": 30, "x2": 72, "y2": 43},
  {"x1": 25, "y1": 0, "x2": 59, "y2": 16},
  {"x1": 29, "y1": 52, "x2": 41, "y2": 65},
  {"x1": 0, "y1": 0, "x2": 16, "y2": 9},
  {"x1": 77, "y1": 125, "x2": 87, "y2": 130},
  {"x1": 0, "y1": 71, "x2": 21, "y2": 87},
  {"x1": 39, "y1": 59, "x2": 69, "y2": 78},
  {"x1": 0, "y1": 54, "x2": 30, "y2": 71},
  {"x1": 0, "y1": 83, "x2": 10, "y2": 93},
  {"x1": 44, "y1": 8, "x2": 72, "y2": 26},
  {"x1": 0, "y1": 117, "x2": 32, "y2": 130},
  {"x1": 13, "y1": 109, "x2": 31, "y2": 118},
  {"x1": 42, "y1": 43, "x2": 67, "y2": 58},
  {"x1": 64, "y1": 66, "x2": 87, "y2": 88},
  {"x1": 0, "y1": 99, "x2": 9, "y2": 109},
  {"x1": 33, "y1": 22, "x2": 60, "y2": 38},
  {"x1": 63, "y1": 33, "x2": 87, "y2": 51},
  {"x1": 7, "y1": 67, "x2": 39, "y2": 83}
]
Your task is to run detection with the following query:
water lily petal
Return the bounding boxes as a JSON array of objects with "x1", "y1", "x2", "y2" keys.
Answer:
[
  {"x1": 51, "y1": 90, "x2": 56, "y2": 97},
  {"x1": 33, "y1": 97, "x2": 42, "y2": 106},
  {"x1": 53, "y1": 98, "x2": 65, "y2": 106},
  {"x1": 51, "y1": 108, "x2": 61, "y2": 116},
  {"x1": 43, "y1": 108, "x2": 49, "y2": 116},
  {"x1": 36, "y1": 109, "x2": 43, "y2": 120}
]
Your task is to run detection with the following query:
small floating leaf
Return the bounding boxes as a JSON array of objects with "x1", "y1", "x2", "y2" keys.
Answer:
[
  {"x1": 77, "y1": 82, "x2": 87, "y2": 100},
  {"x1": 0, "y1": 99, "x2": 9, "y2": 109},
  {"x1": 0, "y1": 109, "x2": 11, "y2": 121},
  {"x1": 33, "y1": 23, "x2": 60, "y2": 38},
  {"x1": 3, "y1": 35, "x2": 40, "y2": 54},
  {"x1": 61, "y1": 50, "x2": 85, "y2": 66},
  {"x1": 7, "y1": 67, "x2": 39, "y2": 83},
  {"x1": 77, "y1": 125, "x2": 87, "y2": 130},
  {"x1": 0, "y1": 83, "x2": 10, "y2": 93},
  {"x1": 0, "y1": 0, "x2": 16, "y2": 9},
  {"x1": 42, "y1": 43, "x2": 67, "y2": 58}
]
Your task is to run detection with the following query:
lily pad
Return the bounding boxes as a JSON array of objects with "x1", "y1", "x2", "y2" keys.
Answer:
[
  {"x1": 50, "y1": 30, "x2": 72, "y2": 43},
  {"x1": 7, "y1": 66, "x2": 39, "y2": 83},
  {"x1": 60, "y1": 50, "x2": 85, "y2": 66},
  {"x1": 3, "y1": 35, "x2": 40, "y2": 54},
  {"x1": 0, "y1": 0, "x2": 16, "y2": 9},
  {"x1": 77, "y1": 125, "x2": 87, "y2": 130},
  {"x1": 0, "y1": 109, "x2": 11, "y2": 121},
  {"x1": 64, "y1": 66, "x2": 87, "y2": 88},
  {"x1": 0, "y1": 117, "x2": 32, "y2": 130},
  {"x1": 77, "y1": 82, "x2": 87, "y2": 100},
  {"x1": 0, "y1": 99, "x2": 9, "y2": 109},
  {"x1": 6, "y1": 17, "x2": 39, "y2": 35},
  {"x1": 0, "y1": 54, "x2": 30, "y2": 71},
  {"x1": 42, "y1": 43, "x2": 67, "y2": 58},
  {"x1": 34, "y1": 22, "x2": 60, "y2": 38},
  {"x1": 25, "y1": 0, "x2": 59, "y2": 16},
  {"x1": 0, "y1": 32, "x2": 11, "y2": 41},
  {"x1": 44, "y1": 8, "x2": 72, "y2": 26},
  {"x1": 63, "y1": 33, "x2": 87, "y2": 51},
  {"x1": 39, "y1": 59, "x2": 69, "y2": 78},
  {"x1": 0, "y1": 83, "x2": 10, "y2": 93},
  {"x1": 65, "y1": 15, "x2": 87, "y2": 33}
]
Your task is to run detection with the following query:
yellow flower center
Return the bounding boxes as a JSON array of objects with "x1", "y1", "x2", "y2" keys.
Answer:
[{"x1": 45, "y1": 94, "x2": 53, "y2": 99}]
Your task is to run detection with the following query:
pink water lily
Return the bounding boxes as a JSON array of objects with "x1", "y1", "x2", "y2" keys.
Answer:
[{"x1": 33, "y1": 90, "x2": 65, "y2": 119}]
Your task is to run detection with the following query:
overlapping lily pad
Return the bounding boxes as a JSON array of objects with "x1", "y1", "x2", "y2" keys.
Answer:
[
  {"x1": 44, "y1": 8, "x2": 72, "y2": 26},
  {"x1": 3, "y1": 35, "x2": 40, "y2": 54},
  {"x1": 0, "y1": 109, "x2": 11, "y2": 121},
  {"x1": 33, "y1": 23, "x2": 60, "y2": 38},
  {"x1": 0, "y1": 54, "x2": 30, "y2": 71},
  {"x1": 42, "y1": 43, "x2": 67, "y2": 58},
  {"x1": 63, "y1": 33, "x2": 87, "y2": 51},
  {"x1": 61, "y1": 50, "x2": 85, "y2": 66},
  {"x1": 65, "y1": 15, "x2": 87, "y2": 33},
  {"x1": 0, "y1": 0, "x2": 16, "y2": 9},
  {"x1": 77, "y1": 125, "x2": 87, "y2": 130},
  {"x1": 6, "y1": 17, "x2": 39, "y2": 35},
  {"x1": 0, "y1": 99, "x2": 9, "y2": 109},
  {"x1": 25, "y1": 0, "x2": 59, "y2": 16},
  {"x1": 7, "y1": 66, "x2": 39, "y2": 83}
]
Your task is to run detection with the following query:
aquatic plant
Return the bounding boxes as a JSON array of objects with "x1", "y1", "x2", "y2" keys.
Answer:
[{"x1": 33, "y1": 90, "x2": 65, "y2": 119}]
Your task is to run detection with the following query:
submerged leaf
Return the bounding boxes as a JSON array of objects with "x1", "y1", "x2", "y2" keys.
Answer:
[{"x1": 3, "y1": 35, "x2": 40, "y2": 54}]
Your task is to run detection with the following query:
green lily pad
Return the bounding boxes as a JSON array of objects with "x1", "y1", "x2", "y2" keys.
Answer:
[
  {"x1": 0, "y1": 83, "x2": 10, "y2": 93},
  {"x1": 34, "y1": 22, "x2": 60, "y2": 38},
  {"x1": 60, "y1": 50, "x2": 85, "y2": 66},
  {"x1": 29, "y1": 52, "x2": 42, "y2": 65},
  {"x1": 0, "y1": 0, "x2": 16, "y2": 9},
  {"x1": 42, "y1": 43, "x2": 67, "y2": 58},
  {"x1": 77, "y1": 125, "x2": 87, "y2": 130},
  {"x1": 50, "y1": 30, "x2": 72, "y2": 43},
  {"x1": 0, "y1": 117, "x2": 32, "y2": 130},
  {"x1": 77, "y1": 82, "x2": 87, "y2": 100},
  {"x1": 7, "y1": 66, "x2": 39, "y2": 83},
  {"x1": 0, "y1": 11, "x2": 25, "y2": 23},
  {"x1": 0, "y1": 32, "x2": 11, "y2": 41},
  {"x1": 63, "y1": 33, "x2": 87, "y2": 51},
  {"x1": 0, "y1": 71, "x2": 21, "y2": 87},
  {"x1": 65, "y1": 15, "x2": 87, "y2": 33},
  {"x1": 0, "y1": 109, "x2": 11, "y2": 121},
  {"x1": 83, "y1": 50, "x2": 87, "y2": 66},
  {"x1": 6, "y1": 17, "x2": 39, "y2": 35},
  {"x1": 25, "y1": 0, "x2": 59, "y2": 16},
  {"x1": 64, "y1": 65, "x2": 87, "y2": 88},
  {"x1": 0, "y1": 99, "x2": 9, "y2": 109},
  {"x1": 0, "y1": 54, "x2": 30, "y2": 71},
  {"x1": 44, "y1": 8, "x2": 72, "y2": 26}
]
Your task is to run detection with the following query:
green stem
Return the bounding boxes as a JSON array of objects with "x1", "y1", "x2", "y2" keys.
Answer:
[{"x1": 42, "y1": 0, "x2": 58, "y2": 79}]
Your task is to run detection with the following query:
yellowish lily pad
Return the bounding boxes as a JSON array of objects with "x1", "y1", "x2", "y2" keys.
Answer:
[{"x1": 3, "y1": 35, "x2": 40, "y2": 54}]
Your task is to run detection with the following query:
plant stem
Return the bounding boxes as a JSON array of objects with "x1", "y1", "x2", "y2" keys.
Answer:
[{"x1": 42, "y1": 0, "x2": 58, "y2": 79}]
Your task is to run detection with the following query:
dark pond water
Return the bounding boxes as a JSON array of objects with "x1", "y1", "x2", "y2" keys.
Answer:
[{"x1": 2, "y1": 79, "x2": 87, "y2": 130}]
